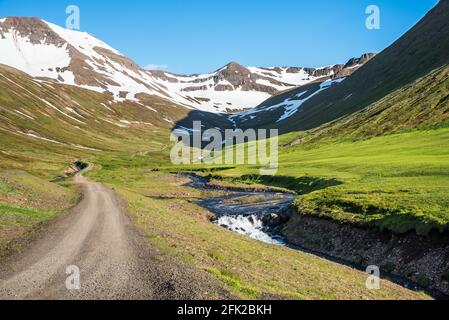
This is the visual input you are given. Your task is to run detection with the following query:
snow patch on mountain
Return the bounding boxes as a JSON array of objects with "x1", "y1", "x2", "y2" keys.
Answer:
[
  {"x1": 232, "y1": 78, "x2": 346, "y2": 123},
  {"x1": 276, "y1": 78, "x2": 346, "y2": 122},
  {"x1": 247, "y1": 67, "x2": 317, "y2": 86},
  {"x1": 152, "y1": 75, "x2": 273, "y2": 113},
  {"x1": 16, "y1": 130, "x2": 64, "y2": 145},
  {"x1": 0, "y1": 31, "x2": 74, "y2": 80},
  {"x1": 46, "y1": 21, "x2": 119, "y2": 57},
  {"x1": 149, "y1": 64, "x2": 329, "y2": 113},
  {"x1": 0, "y1": 18, "x2": 195, "y2": 107}
]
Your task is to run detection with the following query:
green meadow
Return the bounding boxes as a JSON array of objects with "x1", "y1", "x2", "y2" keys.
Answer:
[{"x1": 203, "y1": 127, "x2": 449, "y2": 235}]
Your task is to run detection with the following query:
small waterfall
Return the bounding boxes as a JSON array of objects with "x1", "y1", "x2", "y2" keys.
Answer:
[
  {"x1": 184, "y1": 173, "x2": 293, "y2": 246},
  {"x1": 215, "y1": 214, "x2": 285, "y2": 245}
]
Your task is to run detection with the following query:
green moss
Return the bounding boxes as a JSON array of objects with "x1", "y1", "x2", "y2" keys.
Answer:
[
  {"x1": 416, "y1": 274, "x2": 430, "y2": 288},
  {"x1": 205, "y1": 267, "x2": 261, "y2": 300},
  {"x1": 442, "y1": 270, "x2": 449, "y2": 282},
  {"x1": 382, "y1": 262, "x2": 396, "y2": 273},
  {"x1": 0, "y1": 180, "x2": 13, "y2": 194}
]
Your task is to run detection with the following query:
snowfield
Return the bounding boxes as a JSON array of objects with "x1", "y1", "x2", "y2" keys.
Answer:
[{"x1": 0, "y1": 32, "x2": 75, "y2": 81}]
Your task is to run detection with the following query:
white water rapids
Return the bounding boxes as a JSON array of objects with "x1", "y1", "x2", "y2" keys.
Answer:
[
  {"x1": 215, "y1": 214, "x2": 285, "y2": 245},
  {"x1": 185, "y1": 174, "x2": 293, "y2": 246}
]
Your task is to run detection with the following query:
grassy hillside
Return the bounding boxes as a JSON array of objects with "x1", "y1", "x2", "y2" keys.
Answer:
[
  {"x1": 0, "y1": 64, "x2": 186, "y2": 177},
  {"x1": 0, "y1": 64, "x2": 185, "y2": 256},
  {"x1": 302, "y1": 64, "x2": 449, "y2": 141},
  {"x1": 214, "y1": 126, "x2": 449, "y2": 235},
  {"x1": 0, "y1": 169, "x2": 78, "y2": 258}
]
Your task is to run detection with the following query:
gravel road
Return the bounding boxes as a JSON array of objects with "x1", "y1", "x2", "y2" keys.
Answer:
[{"x1": 0, "y1": 174, "x2": 230, "y2": 300}]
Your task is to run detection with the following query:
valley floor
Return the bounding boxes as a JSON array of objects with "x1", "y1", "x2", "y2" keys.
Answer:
[
  {"x1": 84, "y1": 166, "x2": 428, "y2": 300},
  {"x1": 0, "y1": 163, "x2": 430, "y2": 300},
  {"x1": 0, "y1": 1, "x2": 447, "y2": 300}
]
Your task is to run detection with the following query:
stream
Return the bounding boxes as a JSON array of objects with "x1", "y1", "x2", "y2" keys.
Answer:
[{"x1": 185, "y1": 174, "x2": 295, "y2": 246}]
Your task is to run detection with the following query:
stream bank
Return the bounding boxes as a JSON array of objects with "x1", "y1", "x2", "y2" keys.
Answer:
[{"x1": 282, "y1": 212, "x2": 449, "y2": 297}]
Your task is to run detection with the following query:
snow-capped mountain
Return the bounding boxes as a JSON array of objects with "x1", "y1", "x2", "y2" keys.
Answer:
[
  {"x1": 0, "y1": 17, "x2": 374, "y2": 114},
  {"x1": 147, "y1": 61, "x2": 352, "y2": 113},
  {"x1": 0, "y1": 17, "x2": 194, "y2": 107},
  {"x1": 135, "y1": 55, "x2": 373, "y2": 113}
]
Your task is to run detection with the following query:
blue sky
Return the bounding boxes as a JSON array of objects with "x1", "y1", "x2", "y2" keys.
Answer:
[{"x1": 0, "y1": 0, "x2": 438, "y2": 74}]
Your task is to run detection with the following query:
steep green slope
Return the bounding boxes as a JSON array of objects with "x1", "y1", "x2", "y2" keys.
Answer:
[
  {"x1": 289, "y1": 64, "x2": 449, "y2": 144},
  {"x1": 213, "y1": 125, "x2": 449, "y2": 235},
  {"x1": 238, "y1": 0, "x2": 449, "y2": 133}
]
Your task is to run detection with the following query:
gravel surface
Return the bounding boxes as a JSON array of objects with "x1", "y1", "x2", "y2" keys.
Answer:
[{"x1": 0, "y1": 174, "x2": 231, "y2": 300}]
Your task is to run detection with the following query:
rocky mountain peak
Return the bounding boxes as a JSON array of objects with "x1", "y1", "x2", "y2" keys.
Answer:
[
  {"x1": 214, "y1": 62, "x2": 252, "y2": 87},
  {"x1": 343, "y1": 53, "x2": 376, "y2": 69},
  {"x1": 224, "y1": 61, "x2": 245, "y2": 69},
  {"x1": 0, "y1": 17, "x2": 65, "y2": 46}
]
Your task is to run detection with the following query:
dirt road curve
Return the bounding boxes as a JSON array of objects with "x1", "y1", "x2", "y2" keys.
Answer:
[{"x1": 0, "y1": 174, "x2": 230, "y2": 300}]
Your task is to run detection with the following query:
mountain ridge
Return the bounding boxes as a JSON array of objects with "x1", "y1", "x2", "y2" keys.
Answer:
[
  {"x1": 0, "y1": 16, "x2": 373, "y2": 113},
  {"x1": 147, "y1": 55, "x2": 375, "y2": 113}
]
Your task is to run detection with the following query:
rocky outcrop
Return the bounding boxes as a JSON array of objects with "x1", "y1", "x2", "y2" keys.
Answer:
[
  {"x1": 304, "y1": 65, "x2": 343, "y2": 78},
  {"x1": 182, "y1": 85, "x2": 209, "y2": 92},
  {"x1": 0, "y1": 17, "x2": 64, "y2": 45},
  {"x1": 334, "y1": 53, "x2": 376, "y2": 77},
  {"x1": 213, "y1": 62, "x2": 290, "y2": 94},
  {"x1": 170, "y1": 56, "x2": 374, "y2": 99}
]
